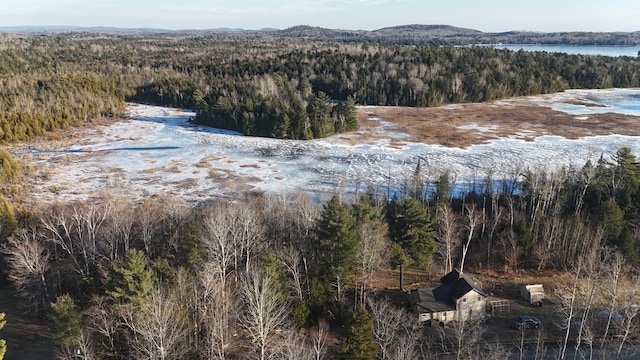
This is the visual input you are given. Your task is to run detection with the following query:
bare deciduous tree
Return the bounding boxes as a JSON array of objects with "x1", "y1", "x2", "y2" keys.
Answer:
[
  {"x1": 281, "y1": 331, "x2": 315, "y2": 360},
  {"x1": 355, "y1": 220, "x2": 389, "y2": 308},
  {"x1": 156, "y1": 195, "x2": 190, "y2": 256},
  {"x1": 202, "y1": 206, "x2": 237, "y2": 287},
  {"x1": 135, "y1": 200, "x2": 160, "y2": 257},
  {"x1": 279, "y1": 246, "x2": 305, "y2": 300},
  {"x1": 293, "y1": 192, "x2": 319, "y2": 246},
  {"x1": 311, "y1": 323, "x2": 329, "y2": 360},
  {"x1": 235, "y1": 201, "x2": 267, "y2": 272},
  {"x1": 71, "y1": 202, "x2": 110, "y2": 266},
  {"x1": 3, "y1": 228, "x2": 50, "y2": 311},
  {"x1": 449, "y1": 317, "x2": 485, "y2": 360},
  {"x1": 460, "y1": 204, "x2": 481, "y2": 274},
  {"x1": 198, "y1": 262, "x2": 238, "y2": 360},
  {"x1": 368, "y1": 297, "x2": 420, "y2": 360},
  {"x1": 55, "y1": 329, "x2": 96, "y2": 360},
  {"x1": 614, "y1": 272, "x2": 640, "y2": 357},
  {"x1": 121, "y1": 286, "x2": 190, "y2": 360},
  {"x1": 436, "y1": 204, "x2": 460, "y2": 275},
  {"x1": 85, "y1": 295, "x2": 120, "y2": 359},
  {"x1": 41, "y1": 204, "x2": 87, "y2": 277},
  {"x1": 104, "y1": 198, "x2": 136, "y2": 260},
  {"x1": 240, "y1": 267, "x2": 291, "y2": 360}
]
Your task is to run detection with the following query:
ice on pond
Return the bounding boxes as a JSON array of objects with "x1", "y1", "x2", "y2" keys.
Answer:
[{"x1": 18, "y1": 89, "x2": 640, "y2": 204}]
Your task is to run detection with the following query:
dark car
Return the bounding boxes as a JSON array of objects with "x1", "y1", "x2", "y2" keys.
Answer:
[{"x1": 511, "y1": 315, "x2": 541, "y2": 329}]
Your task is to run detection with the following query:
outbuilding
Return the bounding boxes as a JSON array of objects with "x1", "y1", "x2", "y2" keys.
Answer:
[{"x1": 410, "y1": 269, "x2": 487, "y2": 324}]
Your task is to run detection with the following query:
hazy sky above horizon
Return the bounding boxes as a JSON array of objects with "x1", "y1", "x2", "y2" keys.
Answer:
[{"x1": 1, "y1": 0, "x2": 638, "y2": 33}]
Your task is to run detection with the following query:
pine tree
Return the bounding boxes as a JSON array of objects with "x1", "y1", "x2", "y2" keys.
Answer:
[
  {"x1": 313, "y1": 195, "x2": 359, "y2": 280},
  {"x1": 0, "y1": 149, "x2": 21, "y2": 184},
  {"x1": 601, "y1": 198, "x2": 638, "y2": 264},
  {"x1": 612, "y1": 147, "x2": 640, "y2": 212},
  {"x1": 0, "y1": 196, "x2": 17, "y2": 244},
  {"x1": 339, "y1": 307, "x2": 379, "y2": 360},
  {"x1": 48, "y1": 294, "x2": 81, "y2": 347},
  {"x1": 108, "y1": 249, "x2": 155, "y2": 306},
  {"x1": 410, "y1": 159, "x2": 424, "y2": 200},
  {"x1": 433, "y1": 172, "x2": 452, "y2": 207},
  {"x1": 386, "y1": 196, "x2": 436, "y2": 267}
]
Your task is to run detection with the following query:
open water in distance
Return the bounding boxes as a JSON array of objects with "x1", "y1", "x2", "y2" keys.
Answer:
[{"x1": 497, "y1": 44, "x2": 639, "y2": 57}]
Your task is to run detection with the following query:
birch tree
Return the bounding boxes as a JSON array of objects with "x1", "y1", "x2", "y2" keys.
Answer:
[
  {"x1": 202, "y1": 208, "x2": 236, "y2": 287},
  {"x1": 198, "y1": 262, "x2": 238, "y2": 360},
  {"x1": 240, "y1": 267, "x2": 291, "y2": 360},
  {"x1": 354, "y1": 220, "x2": 388, "y2": 308},
  {"x1": 460, "y1": 204, "x2": 481, "y2": 274},
  {"x1": 436, "y1": 204, "x2": 460, "y2": 275},
  {"x1": 3, "y1": 228, "x2": 50, "y2": 311},
  {"x1": 368, "y1": 297, "x2": 420, "y2": 360},
  {"x1": 103, "y1": 198, "x2": 135, "y2": 261},
  {"x1": 122, "y1": 286, "x2": 190, "y2": 360}
]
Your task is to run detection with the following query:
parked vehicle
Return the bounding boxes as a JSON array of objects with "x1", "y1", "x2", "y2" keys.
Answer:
[{"x1": 511, "y1": 315, "x2": 541, "y2": 329}]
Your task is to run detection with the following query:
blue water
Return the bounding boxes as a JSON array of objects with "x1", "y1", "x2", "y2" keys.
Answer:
[
  {"x1": 497, "y1": 44, "x2": 639, "y2": 57},
  {"x1": 552, "y1": 90, "x2": 640, "y2": 116}
]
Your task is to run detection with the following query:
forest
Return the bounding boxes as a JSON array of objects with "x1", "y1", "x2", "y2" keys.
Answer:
[
  {"x1": 1, "y1": 32, "x2": 640, "y2": 142},
  {"x1": 1, "y1": 31, "x2": 640, "y2": 359}
]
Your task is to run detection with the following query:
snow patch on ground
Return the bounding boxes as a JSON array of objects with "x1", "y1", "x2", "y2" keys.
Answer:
[
  {"x1": 17, "y1": 89, "x2": 640, "y2": 205},
  {"x1": 457, "y1": 123, "x2": 498, "y2": 132}
]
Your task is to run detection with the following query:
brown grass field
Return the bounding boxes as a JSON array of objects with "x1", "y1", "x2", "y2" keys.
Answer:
[{"x1": 352, "y1": 96, "x2": 640, "y2": 148}]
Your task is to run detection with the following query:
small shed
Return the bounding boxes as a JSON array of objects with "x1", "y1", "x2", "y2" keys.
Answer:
[{"x1": 520, "y1": 284, "x2": 544, "y2": 304}]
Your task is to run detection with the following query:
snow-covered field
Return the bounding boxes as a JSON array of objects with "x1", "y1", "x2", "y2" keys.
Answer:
[{"x1": 17, "y1": 88, "x2": 640, "y2": 205}]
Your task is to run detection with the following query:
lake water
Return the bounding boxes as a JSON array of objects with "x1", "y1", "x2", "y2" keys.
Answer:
[{"x1": 497, "y1": 44, "x2": 639, "y2": 57}]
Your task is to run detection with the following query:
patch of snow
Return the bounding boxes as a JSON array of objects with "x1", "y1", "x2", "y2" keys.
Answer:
[
  {"x1": 16, "y1": 89, "x2": 640, "y2": 205},
  {"x1": 457, "y1": 123, "x2": 498, "y2": 132}
]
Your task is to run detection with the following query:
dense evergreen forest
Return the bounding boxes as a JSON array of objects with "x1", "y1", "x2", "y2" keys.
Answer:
[
  {"x1": 2, "y1": 31, "x2": 640, "y2": 359},
  {"x1": 1, "y1": 32, "x2": 640, "y2": 141}
]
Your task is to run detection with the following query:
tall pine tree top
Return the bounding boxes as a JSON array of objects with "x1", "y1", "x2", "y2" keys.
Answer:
[{"x1": 313, "y1": 195, "x2": 359, "y2": 279}]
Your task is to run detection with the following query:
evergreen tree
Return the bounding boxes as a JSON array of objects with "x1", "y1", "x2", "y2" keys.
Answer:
[
  {"x1": 433, "y1": 172, "x2": 452, "y2": 207},
  {"x1": 352, "y1": 194, "x2": 384, "y2": 224},
  {"x1": 313, "y1": 195, "x2": 360, "y2": 280},
  {"x1": 108, "y1": 249, "x2": 155, "y2": 306},
  {"x1": 515, "y1": 218, "x2": 534, "y2": 257},
  {"x1": 0, "y1": 196, "x2": 17, "y2": 244},
  {"x1": 0, "y1": 150, "x2": 21, "y2": 184},
  {"x1": 612, "y1": 147, "x2": 640, "y2": 212},
  {"x1": 386, "y1": 196, "x2": 436, "y2": 267},
  {"x1": 339, "y1": 307, "x2": 379, "y2": 360},
  {"x1": 601, "y1": 198, "x2": 638, "y2": 264},
  {"x1": 48, "y1": 294, "x2": 81, "y2": 347},
  {"x1": 410, "y1": 159, "x2": 424, "y2": 200}
]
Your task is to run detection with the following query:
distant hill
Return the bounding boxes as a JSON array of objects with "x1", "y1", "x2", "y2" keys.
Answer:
[
  {"x1": 0, "y1": 25, "x2": 172, "y2": 35},
  {"x1": 275, "y1": 25, "x2": 640, "y2": 45},
  {"x1": 1, "y1": 24, "x2": 640, "y2": 45},
  {"x1": 373, "y1": 24, "x2": 483, "y2": 37}
]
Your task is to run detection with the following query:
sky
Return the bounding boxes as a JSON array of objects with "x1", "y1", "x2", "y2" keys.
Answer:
[{"x1": 0, "y1": 0, "x2": 638, "y2": 33}]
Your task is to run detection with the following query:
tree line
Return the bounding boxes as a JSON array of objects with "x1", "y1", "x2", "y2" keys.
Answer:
[{"x1": 1, "y1": 33, "x2": 640, "y2": 142}]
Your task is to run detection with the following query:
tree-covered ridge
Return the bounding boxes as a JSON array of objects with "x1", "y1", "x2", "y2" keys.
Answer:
[{"x1": 1, "y1": 33, "x2": 640, "y2": 141}]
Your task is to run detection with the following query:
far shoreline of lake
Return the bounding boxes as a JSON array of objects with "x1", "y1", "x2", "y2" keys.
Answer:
[{"x1": 494, "y1": 44, "x2": 639, "y2": 57}]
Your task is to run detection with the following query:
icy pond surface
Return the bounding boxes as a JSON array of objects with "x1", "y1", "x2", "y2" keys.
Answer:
[{"x1": 19, "y1": 88, "x2": 640, "y2": 204}]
